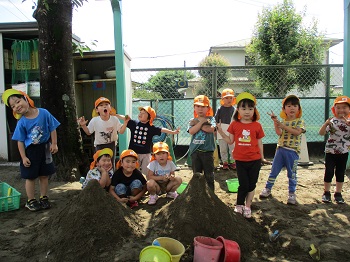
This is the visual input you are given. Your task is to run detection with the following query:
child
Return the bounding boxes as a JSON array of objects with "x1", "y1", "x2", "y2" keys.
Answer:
[
  {"x1": 123, "y1": 106, "x2": 180, "y2": 175},
  {"x1": 77, "y1": 97, "x2": 126, "y2": 166},
  {"x1": 217, "y1": 92, "x2": 267, "y2": 218},
  {"x1": 259, "y1": 95, "x2": 305, "y2": 205},
  {"x1": 187, "y1": 95, "x2": 216, "y2": 191},
  {"x1": 215, "y1": 88, "x2": 236, "y2": 170},
  {"x1": 82, "y1": 148, "x2": 114, "y2": 190},
  {"x1": 318, "y1": 96, "x2": 350, "y2": 204},
  {"x1": 109, "y1": 149, "x2": 147, "y2": 209},
  {"x1": 146, "y1": 141, "x2": 182, "y2": 205},
  {"x1": 2, "y1": 89, "x2": 60, "y2": 211}
]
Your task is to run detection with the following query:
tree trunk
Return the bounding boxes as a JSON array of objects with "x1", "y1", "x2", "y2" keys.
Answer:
[{"x1": 34, "y1": 0, "x2": 89, "y2": 181}]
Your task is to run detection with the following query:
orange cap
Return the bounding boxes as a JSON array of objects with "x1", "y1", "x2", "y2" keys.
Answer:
[
  {"x1": 280, "y1": 95, "x2": 302, "y2": 119},
  {"x1": 331, "y1": 96, "x2": 350, "y2": 117},
  {"x1": 1, "y1": 89, "x2": 36, "y2": 119},
  {"x1": 150, "y1": 142, "x2": 172, "y2": 162},
  {"x1": 92, "y1": 97, "x2": 117, "y2": 117},
  {"x1": 95, "y1": 97, "x2": 111, "y2": 108},
  {"x1": 193, "y1": 95, "x2": 213, "y2": 117},
  {"x1": 138, "y1": 106, "x2": 156, "y2": 125},
  {"x1": 116, "y1": 149, "x2": 139, "y2": 170},
  {"x1": 220, "y1": 88, "x2": 236, "y2": 106},
  {"x1": 89, "y1": 148, "x2": 113, "y2": 170}
]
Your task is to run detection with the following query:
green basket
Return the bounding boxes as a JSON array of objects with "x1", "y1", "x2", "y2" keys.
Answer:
[{"x1": 0, "y1": 182, "x2": 21, "y2": 212}]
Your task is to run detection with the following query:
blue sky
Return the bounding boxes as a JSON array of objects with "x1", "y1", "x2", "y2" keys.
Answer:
[{"x1": 0, "y1": 0, "x2": 345, "y2": 68}]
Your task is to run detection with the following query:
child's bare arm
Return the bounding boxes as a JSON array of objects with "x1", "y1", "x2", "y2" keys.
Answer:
[
  {"x1": 18, "y1": 141, "x2": 30, "y2": 167},
  {"x1": 216, "y1": 122, "x2": 234, "y2": 144},
  {"x1": 116, "y1": 114, "x2": 125, "y2": 121},
  {"x1": 188, "y1": 118, "x2": 207, "y2": 135},
  {"x1": 77, "y1": 116, "x2": 92, "y2": 135},
  {"x1": 161, "y1": 126, "x2": 180, "y2": 135},
  {"x1": 319, "y1": 118, "x2": 332, "y2": 135},
  {"x1": 119, "y1": 115, "x2": 130, "y2": 134},
  {"x1": 109, "y1": 185, "x2": 128, "y2": 203},
  {"x1": 50, "y1": 130, "x2": 58, "y2": 154}
]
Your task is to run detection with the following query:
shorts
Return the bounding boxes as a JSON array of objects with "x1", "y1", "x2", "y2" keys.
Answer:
[
  {"x1": 114, "y1": 179, "x2": 143, "y2": 197},
  {"x1": 20, "y1": 142, "x2": 56, "y2": 180},
  {"x1": 157, "y1": 180, "x2": 170, "y2": 194}
]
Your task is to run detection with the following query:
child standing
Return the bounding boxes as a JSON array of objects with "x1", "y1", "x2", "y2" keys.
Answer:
[
  {"x1": 123, "y1": 106, "x2": 180, "y2": 176},
  {"x1": 188, "y1": 95, "x2": 216, "y2": 191},
  {"x1": 319, "y1": 96, "x2": 350, "y2": 204},
  {"x1": 77, "y1": 97, "x2": 125, "y2": 165},
  {"x1": 82, "y1": 148, "x2": 114, "y2": 190},
  {"x1": 2, "y1": 89, "x2": 60, "y2": 211},
  {"x1": 215, "y1": 88, "x2": 236, "y2": 170},
  {"x1": 217, "y1": 92, "x2": 266, "y2": 218},
  {"x1": 109, "y1": 149, "x2": 147, "y2": 209},
  {"x1": 146, "y1": 142, "x2": 182, "y2": 205},
  {"x1": 259, "y1": 95, "x2": 305, "y2": 205}
]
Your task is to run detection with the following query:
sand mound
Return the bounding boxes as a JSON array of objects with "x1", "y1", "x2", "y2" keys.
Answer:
[
  {"x1": 148, "y1": 172, "x2": 267, "y2": 261},
  {"x1": 27, "y1": 180, "x2": 142, "y2": 261}
]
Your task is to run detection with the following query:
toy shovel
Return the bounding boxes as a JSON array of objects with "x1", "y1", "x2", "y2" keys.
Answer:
[{"x1": 309, "y1": 244, "x2": 321, "y2": 261}]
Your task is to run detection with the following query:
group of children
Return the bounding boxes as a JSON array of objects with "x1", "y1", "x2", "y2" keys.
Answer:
[{"x1": 2, "y1": 87, "x2": 349, "y2": 217}]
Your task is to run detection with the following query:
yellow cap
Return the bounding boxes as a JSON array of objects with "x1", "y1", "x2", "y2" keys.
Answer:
[
  {"x1": 236, "y1": 92, "x2": 260, "y2": 120},
  {"x1": 1, "y1": 89, "x2": 35, "y2": 119},
  {"x1": 90, "y1": 148, "x2": 113, "y2": 170},
  {"x1": 280, "y1": 95, "x2": 302, "y2": 119}
]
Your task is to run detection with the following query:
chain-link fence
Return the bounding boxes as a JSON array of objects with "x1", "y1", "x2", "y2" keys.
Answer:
[{"x1": 131, "y1": 64, "x2": 343, "y2": 146}]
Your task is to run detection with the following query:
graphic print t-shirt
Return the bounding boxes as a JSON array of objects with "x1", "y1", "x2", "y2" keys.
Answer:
[
  {"x1": 127, "y1": 119, "x2": 162, "y2": 154},
  {"x1": 227, "y1": 121, "x2": 265, "y2": 161}
]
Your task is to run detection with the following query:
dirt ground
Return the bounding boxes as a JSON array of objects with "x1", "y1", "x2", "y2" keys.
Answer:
[{"x1": 1, "y1": 158, "x2": 350, "y2": 262}]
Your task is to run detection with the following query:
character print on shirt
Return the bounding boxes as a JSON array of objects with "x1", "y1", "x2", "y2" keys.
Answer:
[
  {"x1": 239, "y1": 129, "x2": 251, "y2": 143},
  {"x1": 99, "y1": 130, "x2": 113, "y2": 143},
  {"x1": 31, "y1": 126, "x2": 43, "y2": 144},
  {"x1": 134, "y1": 126, "x2": 149, "y2": 145}
]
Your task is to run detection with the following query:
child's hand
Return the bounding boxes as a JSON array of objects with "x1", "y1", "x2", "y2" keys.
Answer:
[
  {"x1": 22, "y1": 157, "x2": 31, "y2": 167},
  {"x1": 216, "y1": 121, "x2": 222, "y2": 131},
  {"x1": 77, "y1": 116, "x2": 88, "y2": 126},
  {"x1": 267, "y1": 111, "x2": 278, "y2": 122},
  {"x1": 342, "y1": 116, "x2": 350, "y2": 126},
  {"x1": 189, "y1": 118, "x2": 199, "y2": 126},
  {"x1": 261, "y1": 159, "x2": 272, "y2": 165},
  {"x1": 50, "y1": 143, "x2": 58, "y2": 154},
  {"x1": 169, "y1": 174, "x2": 175, "y2": 180},
  {"x1": 174, "y1": 127, "x2": 181, "y2": 134}
]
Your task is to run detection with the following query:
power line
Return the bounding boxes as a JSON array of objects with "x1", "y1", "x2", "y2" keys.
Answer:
[
  {"x1": 0, "y1": 1, "x2": 25, "y2": 21},
  {"x1": 8, "y1": 0, "x2": 32, "y2": 21}
]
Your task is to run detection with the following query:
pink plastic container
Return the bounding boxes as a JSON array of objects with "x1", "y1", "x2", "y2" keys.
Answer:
[{"x1": 193, "y1": 236, "x2": 223, "y2": 262}]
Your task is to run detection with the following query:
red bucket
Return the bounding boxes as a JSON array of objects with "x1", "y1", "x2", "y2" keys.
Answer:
[{"x1": 216, "y1": 236, "x2": 241, "y2": 262}]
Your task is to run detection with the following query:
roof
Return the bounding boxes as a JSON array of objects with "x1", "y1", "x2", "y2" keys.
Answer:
[
  {"x1": 0, "y1": 21, "x2": 80, "y2": 42},
  {"x1": 210, "y1": 37, "x2": 343, "y2": 54}
]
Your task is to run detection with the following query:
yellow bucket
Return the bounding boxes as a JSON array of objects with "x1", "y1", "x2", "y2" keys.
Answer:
[
  {"x1": 152, "y1": 237, "x2": 185, "y2": 262},
  {"x1": 139, "y1": 245, "x2": 172, "y2": 262}
]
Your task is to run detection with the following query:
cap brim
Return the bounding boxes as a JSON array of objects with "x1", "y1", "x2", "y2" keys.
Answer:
[{"x1": 2, "y1": 89, "x2": 23, "y2": 106}]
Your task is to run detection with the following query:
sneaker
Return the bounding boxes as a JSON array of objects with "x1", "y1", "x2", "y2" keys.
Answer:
[
  {"x1": 166, "y1": 191, "x2": 178, "y2": 199},
  {"x1": 287, "y1": 193, "x2": 297, "y2": 205},
  {"x1": 243, "y1": 206, "x2": 252, "y2": 218},
  {"x1": 229, "y1": 162, "x2": 236, "y2": 170},
  {"x1": 322, "y1": 192, "x2": 332, "y2": 203},
  {"x1": 148, "y1": 194, "x2": 158, "y2": 205},
  {"x1": 334, "y1": 193, "x2": 345, "y2": 204},
  {"x1": 222, "y1": 162, "x2": 229, "y2": 170},
  {"x1": 39, "y1": 196, "x2": 51, "y2": 209},
  {"x1": 259, "y1": 188, "x2": 271, "y2": 198},
  {"x1": 127, "y1": 200, "x2": 139, "y2": 209},
  {"x1": 234, "y1": 205, "x2": 244, "y2": 214},
  {"x1": 25, "y1": 199, "x2": 41, "y2": 211}
]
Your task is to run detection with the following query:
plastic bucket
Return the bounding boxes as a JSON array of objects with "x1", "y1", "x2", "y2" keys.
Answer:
[
  {"x1": 176, "y1": 182, "x2": 188, "y2": 194},
  {"x1": 139, "y1": 245, "x2": 172, "y2": 262},
  {"x1": 216, "y1": 236, "x2": 241, "y2": 262},
  {"x1": 193, "y1": 236, "x2": 223, "y2": 262},
  {"x1": 226, "y1": 178, "x2": 239, "y2": 193},
  {"x1": 152, "y1": 237, "x2": 185, "y2": 262}
]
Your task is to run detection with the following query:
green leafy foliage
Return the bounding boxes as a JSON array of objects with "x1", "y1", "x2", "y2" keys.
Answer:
[
  {"x1": 246, "y1": 0, "x2": 326, "y2": 96},
  {"x1": 142, "y1": 71, "x2": 195, "y2": 99},
  {"x1": 197, "y1": 54, "x2": 230, "y2": 97},
  {"x1": 72, "y1": 40, "x2": 98, "y2": 56}
]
